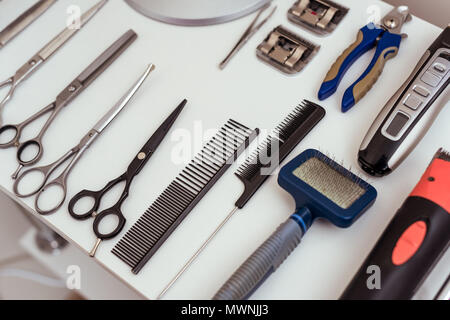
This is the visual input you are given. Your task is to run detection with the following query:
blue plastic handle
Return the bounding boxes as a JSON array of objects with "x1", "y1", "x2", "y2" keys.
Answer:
[
  {"x1": 318, "y1": 24, "x2": 383, "y2": 101},
  {"x1": 342, "y1": 31, "x2": 402, "y2": 112}
]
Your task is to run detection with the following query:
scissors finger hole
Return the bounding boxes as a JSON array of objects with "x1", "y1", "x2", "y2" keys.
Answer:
[
  {"x1": 36, "y1": 183, "x2": 66, "y2": 214},
  {"x1": 15, "y1": 170, "x2": 46, "y2": 197},
  {"x1": 18, "y1": 140, "x2": 42, "y2": 164},
  {"x1": 96, "y1": 214, "x2": 121, "y2": 238},
  {"x1": 71, "y1": 196, "x2": 97, "y2": 217},
  {"x1": 0, "y1": 126, "x2": 18, "y2": 145}
]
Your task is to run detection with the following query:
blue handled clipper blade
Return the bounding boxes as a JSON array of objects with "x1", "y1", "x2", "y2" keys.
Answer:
[{"x1": 278, "y1": 149, "x2": 377, "y2": 231}]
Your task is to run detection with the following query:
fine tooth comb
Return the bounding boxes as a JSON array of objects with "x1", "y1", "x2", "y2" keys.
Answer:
[
  {"x1": 157, "y1": 100, "x2": 325, "y2": 299},
  {"x1": 112, "y1": 119, "x2": 259, "y2": 274},
  {"x1": 214, "y1": 149, "x2": 377, "y2": 300}
]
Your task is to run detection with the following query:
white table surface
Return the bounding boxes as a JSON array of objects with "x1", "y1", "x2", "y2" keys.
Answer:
[{"x1": 0, "y1": 0, "x2": 448, "y2": 300}]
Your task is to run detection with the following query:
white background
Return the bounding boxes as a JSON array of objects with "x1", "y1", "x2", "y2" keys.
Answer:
[{"x1": 0, "y1": 0, "x2": 448, "y2": 299}]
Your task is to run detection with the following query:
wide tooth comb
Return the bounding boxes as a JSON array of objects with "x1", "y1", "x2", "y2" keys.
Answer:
[
  {"x1": 235, "y1": 100, "x2": 325, "y2": 208},
  {"x1": 156, "y1": 100, "x2": 326, "y2": 299},
  {"x1": 112, "y1": 119, "x2": 259, "y2": 274}
]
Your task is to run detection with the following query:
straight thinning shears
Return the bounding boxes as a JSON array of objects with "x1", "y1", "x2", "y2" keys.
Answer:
[
  {"x1": 13, "y1": 64, "x2": 155, "y2": 216},
  {"x1": 68, "y1": 99, "x2": 187, "y2": 257},
  {"x1": 318, "y1": 6, "x2": 412, "y2": 112},
  {"x1": 0, "y1": 0, "x2": 107, "y2": 126},
  {"x1": 0, "y1": 29, "x2": 137, "y2": 179}
]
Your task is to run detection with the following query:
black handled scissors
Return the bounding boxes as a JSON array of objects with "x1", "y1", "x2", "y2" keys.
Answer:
[
  {"x1": 0, "y1": 29, "x2": 137, "y2": 179},
  {"x1": 68, "y1": 99, "x2": 187, "y2": 257}
]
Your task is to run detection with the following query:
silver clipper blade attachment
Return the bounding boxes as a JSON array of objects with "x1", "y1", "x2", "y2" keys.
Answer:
[
  {"x1": 288, "y1": 0, "x2": 349, "y2": 35},
  {"x1": 256, "y1": 25, "x2": 320, "y2": 74}
]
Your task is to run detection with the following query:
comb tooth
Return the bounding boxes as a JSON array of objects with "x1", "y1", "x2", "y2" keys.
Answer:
[
  {"x1": 208, "y1": 141, "x2": 233, "y2": 157},
  {"x1": 220, "y1": 128, "x2": 244, "y2": 144},
  {"x1": 189, "y1": 162, "x2": 214, "y2": 179},
  {"x1": 228, "y1": 119, "x2": 250, "y2": 132},
  {"x1": 195, "y1": 155, "x2": 221, "y2": 171},
  {"x1": 192, "y1": 159, "x2": 216, "y2": 176},
  {"x1": 171, "y1": 181, "x2": 197, "y2": 201},
  {"x1": 112, "y1": 119, "x2": 259, "y2": 272},
  {"x1": 216, "y1": 134, "x2": 240, "y2": 151},
  {"x1": 186, "y1": 164, "x2": 211, "y2": 181},
  {"x1": 223, "y1": 124, "x2": 247, "y2": 140},
  {"x1": 212, "y1": 136, "x2": 237, "y2": 152},
  {"x1": 165, "y1": 185, "x2": 191, "y2": 204},
  {"x1": 183, "y1": 167, "x2": 209, "y2": 185},
  {"x1": 176, "y1": 176, "x2": 202, "y2": 193},
  {"x1": 204, "y1": 147, "x2": 227, "y2": 164},
  {"x1": 158, "y1": 194, "x2": 186, "y2": 213}
]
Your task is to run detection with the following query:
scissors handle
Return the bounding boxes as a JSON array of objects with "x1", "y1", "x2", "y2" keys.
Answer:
[
  {"x1": 92, "y1": 206, "x2": 127, "y2": 240},
  {"x1": 68, "y1": 173, "x2": 127, "y2": 220},
  {"x1": 13, "y1": 139, "x2": 88, "y2": 215}
]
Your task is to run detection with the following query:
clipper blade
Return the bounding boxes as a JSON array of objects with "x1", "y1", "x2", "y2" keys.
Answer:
[
  {"x1": 257, "y1": 25, "x2": 320, "y2": 74},
  {"x1": 288, "y1": 0, "x2": 349, "y2": 35},
  {"x1": 434, "y1": 148, "x2": 450, "y2": 162}
]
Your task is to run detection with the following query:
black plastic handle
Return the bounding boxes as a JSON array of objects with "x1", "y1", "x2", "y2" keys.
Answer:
[
  {"x1": 68, "y1": 174, "x2": 127, "y2": 220},
  {"x1": 92, "y1": 205, "x2": 127, "y2": 240},
  {"x1": 68, "y1": 189, "x2": 103, "y2": 220},
  {"x1": 341, "y1": 196, "x2": 450, "y2": 300}
]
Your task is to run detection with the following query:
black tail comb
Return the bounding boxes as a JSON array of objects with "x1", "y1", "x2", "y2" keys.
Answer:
[
  {"x1": 234, "y1": 100, "x2": 325, "y2": 209},
  {"x1": 112, "y1": 119, "x2": 259, "y2": 274}
]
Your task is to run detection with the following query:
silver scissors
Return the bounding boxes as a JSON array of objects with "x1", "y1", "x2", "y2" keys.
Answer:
[
  {"x1": 0, "y1": 29, "x2": 137, "y2": 180},
  {"x1": 0, "y1": 0, "x2": 56, "y2": 49},
  {"x1": 219, "y1": 3, "x2": 276, "y2": 69},
  {"x1": 0, "y1": 0, "x2": 107, "y2": 126},
  {"x1": 13, "y1": 64, "x2": 155, "y2": 215}
]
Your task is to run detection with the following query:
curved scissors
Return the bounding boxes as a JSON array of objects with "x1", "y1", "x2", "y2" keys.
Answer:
[
  {"x1": 0, "y1": 29, "x2": 137, "y2": 179},
  {"x1": 0, "y1": 0, "x2": 106, "y2": 126},
  {"x1": 13, "y1": 64, "x2": 155, "y2": 216},
  {"x1": 68, "y1": 99, "x2": 186, "y2": 257}
]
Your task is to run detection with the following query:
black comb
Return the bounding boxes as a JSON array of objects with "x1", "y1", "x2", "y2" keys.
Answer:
[
  {"x1": 235, "y1": 100, "x2": 325, "y2": 208},
  {"x1": 157, "y1": 100, "x2": 325, "y2": 299},
  {"x1": 112, "y1": 119, "x2": 259, "y2": 274}
]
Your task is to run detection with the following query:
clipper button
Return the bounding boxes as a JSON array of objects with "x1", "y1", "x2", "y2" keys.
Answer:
[
  {"x1": 433, "y1": 63, "x2": 446, "y2": 73},
  {"x1": 404, "y1": 94, "x2": 422, "y2": 110},
  {"x1": 421, "y1": 71, "x2": 441, "y2": 87},
  {"x1": 413, "y1": 85, "x2": 430, "y2": 97}
]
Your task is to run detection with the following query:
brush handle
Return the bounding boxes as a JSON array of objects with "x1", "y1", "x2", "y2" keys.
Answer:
[{"x1": 213, "y1": 217, "x2": 304, "y2": 300}]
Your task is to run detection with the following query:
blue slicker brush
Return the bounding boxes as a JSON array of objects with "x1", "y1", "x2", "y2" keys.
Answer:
[{"x1": 214, "y1": 149, "x2": 377, "y2": 300}]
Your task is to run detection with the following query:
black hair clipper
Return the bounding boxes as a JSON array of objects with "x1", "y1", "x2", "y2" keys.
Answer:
[{"x1": 358, "y1": 26, "x2": 450, "y2": 177}]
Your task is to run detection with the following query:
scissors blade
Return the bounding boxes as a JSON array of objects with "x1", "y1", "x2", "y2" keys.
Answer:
[
  {"x1": 76, "y1": 30, "x2": 137, "y2": 87},
  {"x1": 93, "y1": 64, "x2": 155, "y2": 133},
  {"x1": 0, "y1": 0, "x2": 56, "y2": 48},
  {"x1": 141, "y1": 99, "x2": 187, "y2": 159},
  {"x1": 38, "y1": 0, "x2": 107, "y2": 60}
]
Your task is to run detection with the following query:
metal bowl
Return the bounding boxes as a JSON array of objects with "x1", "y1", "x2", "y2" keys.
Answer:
[{"x1": 125, "y1": 0, "x2": 271, "y2": 26}]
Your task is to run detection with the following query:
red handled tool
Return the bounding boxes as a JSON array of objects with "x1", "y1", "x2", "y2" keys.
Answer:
[{"x1": 341, "y1": 148, "x2": 450, "y2": 300}]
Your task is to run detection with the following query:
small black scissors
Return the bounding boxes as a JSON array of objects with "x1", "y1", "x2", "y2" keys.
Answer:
[{"x1": 68, "y1": 99, "x2": 187, "y2": 257}]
